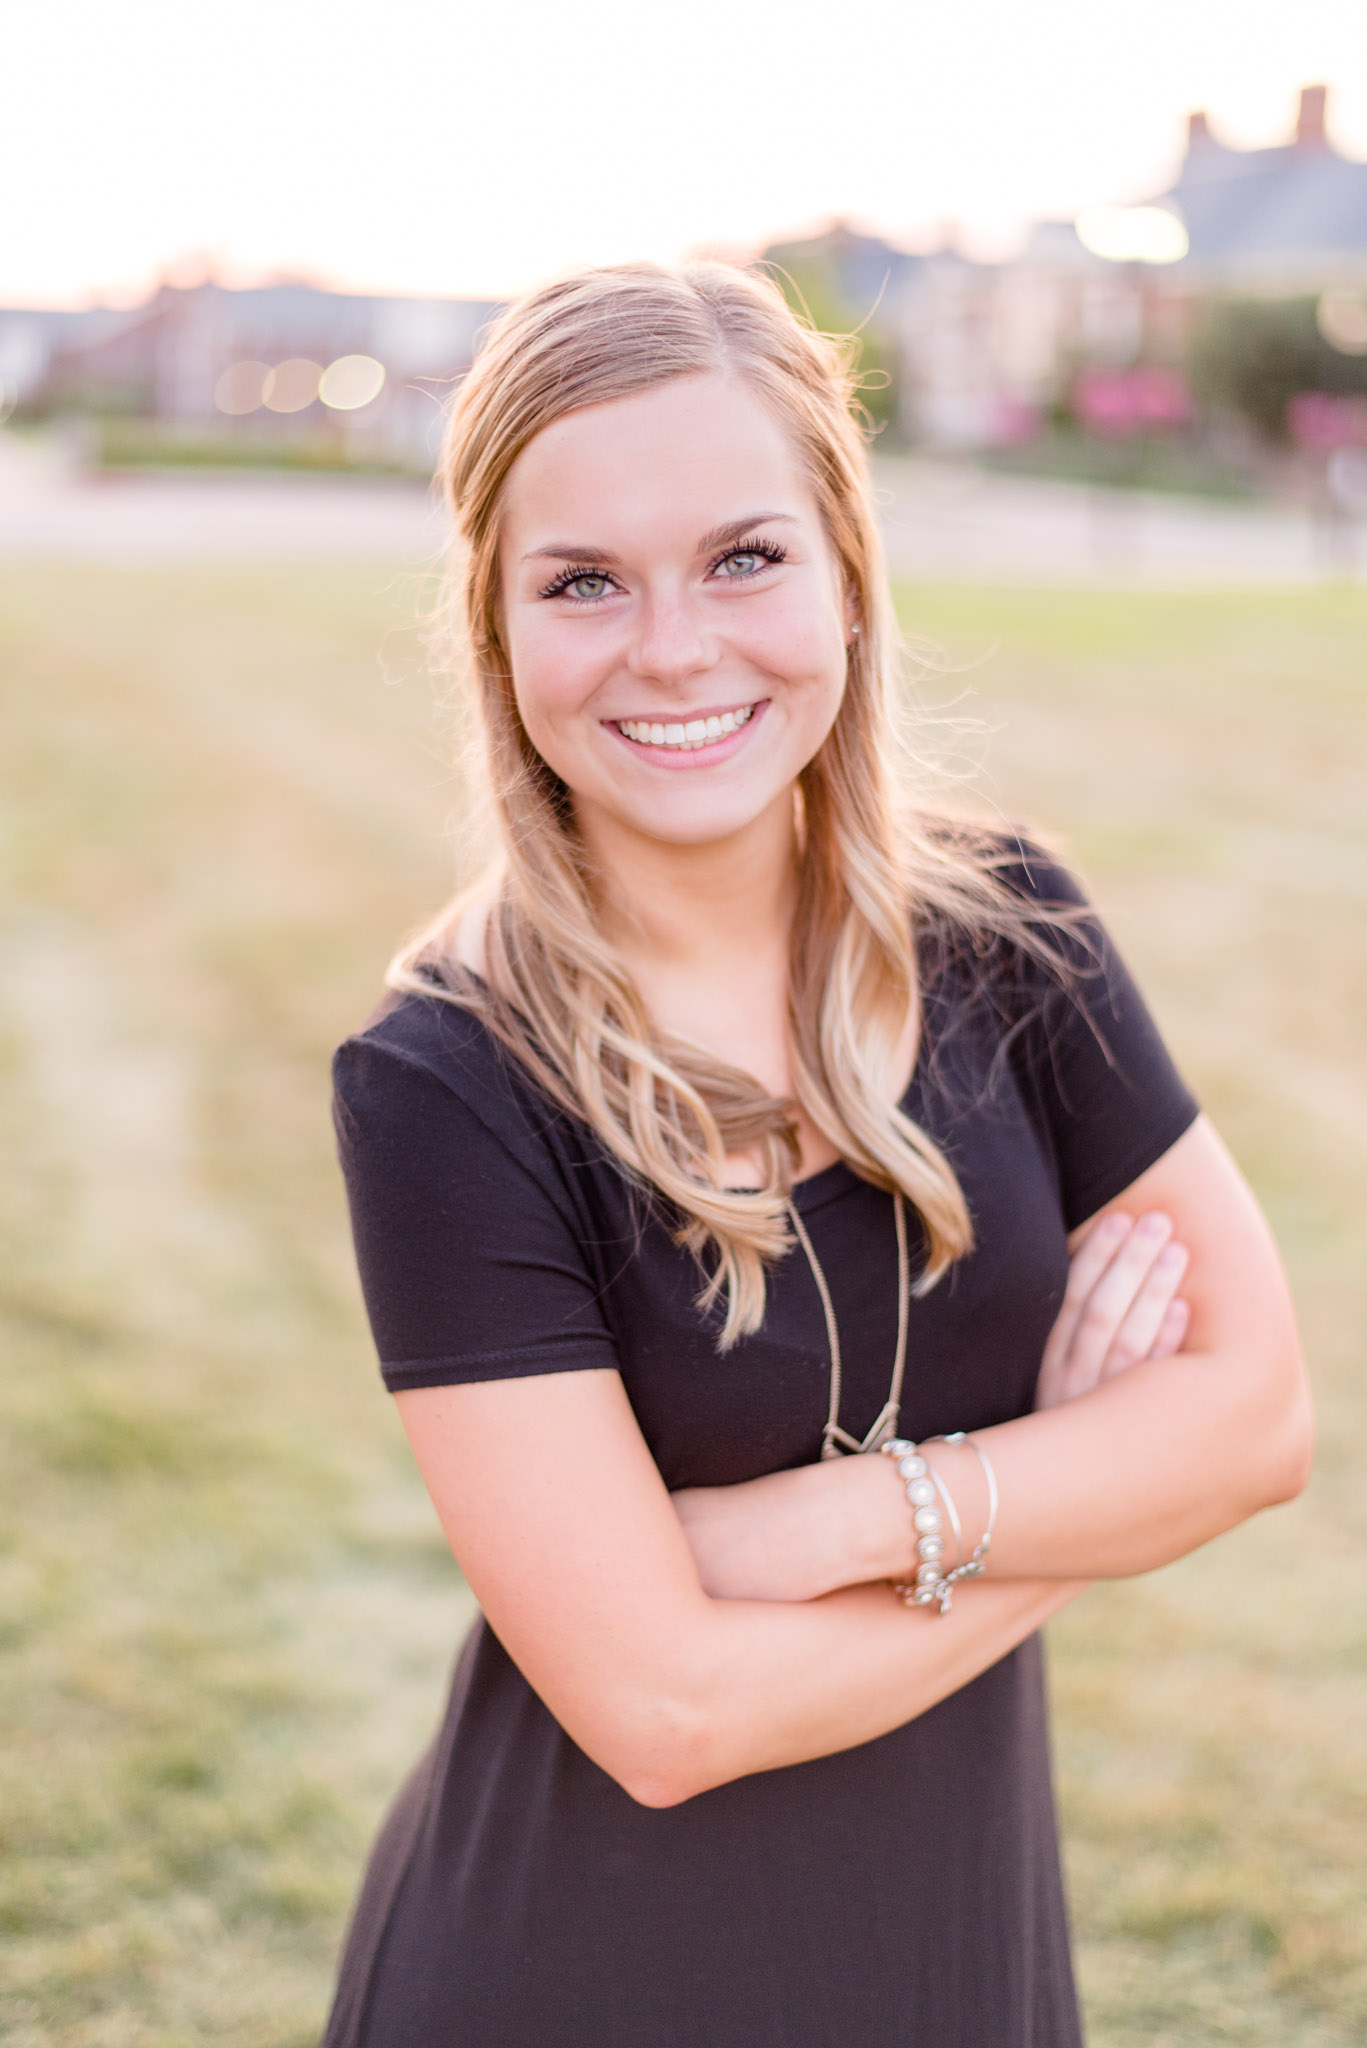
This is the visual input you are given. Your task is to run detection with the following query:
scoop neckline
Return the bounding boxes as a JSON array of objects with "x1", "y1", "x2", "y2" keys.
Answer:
[
  {"x1": 753, "y1": 1076, "x2": 922, "y2": 1214},
  {"x1": 410, "y1": 977, "x2": 909, "y2": 1215},
  {"x1": 789, "y1": 1155, "x2": 862, "y2": 1212}
]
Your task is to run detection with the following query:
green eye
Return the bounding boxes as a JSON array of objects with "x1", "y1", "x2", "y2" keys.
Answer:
[
  {"x1": 539, "y1": 565, "x2": 617, "y2": 602},
  {"x1": 712, "y1": 539, "x2": 785, "y2": 579}
]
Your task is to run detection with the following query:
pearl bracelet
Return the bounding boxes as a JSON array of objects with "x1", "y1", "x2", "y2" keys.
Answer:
[
  {"x1": 880, "y1": 1437, "x2": 955, "y2": 1611},
  {"x1": 881, "y1": 1434, "x2": 999, "y2": 1616}
]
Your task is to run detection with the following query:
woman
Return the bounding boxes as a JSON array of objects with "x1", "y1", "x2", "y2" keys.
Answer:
[{"x1": 326, "y1": 263, "x2": 1311, "y2": 2047}]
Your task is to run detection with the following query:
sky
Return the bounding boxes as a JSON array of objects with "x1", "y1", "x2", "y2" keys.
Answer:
[{"x1": 7, "y1": 0, "x2": 1367, "y2": 309}]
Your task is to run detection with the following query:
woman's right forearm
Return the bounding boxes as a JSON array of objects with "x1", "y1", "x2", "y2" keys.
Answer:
[
  {"x1": 624, "y1": 1576, "x2": 1084, "y2": 1807},
  {"x1": 398, "y1": 1374, "x2": 1083, "y2": 1815}
]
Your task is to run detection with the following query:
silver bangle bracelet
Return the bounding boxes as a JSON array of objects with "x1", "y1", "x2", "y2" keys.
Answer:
[{"x1": 926, "y1": 1432, "x2": 1000, "y2": 1604}]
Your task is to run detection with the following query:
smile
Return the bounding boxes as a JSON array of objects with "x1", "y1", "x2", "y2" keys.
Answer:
[{"x1": 614, "y1": 704, "x2": 757, "y2": 751}]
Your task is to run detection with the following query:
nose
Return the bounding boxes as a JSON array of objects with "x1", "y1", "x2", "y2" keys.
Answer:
[{"x1": 626, "y1": 586, "x2": 716, "y2": 688}]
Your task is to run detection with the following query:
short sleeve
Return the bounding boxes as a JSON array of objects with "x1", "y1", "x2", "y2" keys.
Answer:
[
  {"x1": 333, "y1": 1033, "x2": 621, "y2": 1393},
  {"x1": 1004, "y1": 850, "x2": 1200, "y2": 1230}
]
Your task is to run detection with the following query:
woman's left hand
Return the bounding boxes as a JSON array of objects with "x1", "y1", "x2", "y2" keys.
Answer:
[
  {"x1": 1033, "y1": 1208, "x2": 1189, "y2": 1411},
  {"x1": 674, "y1": 1207, "x2": 1192, "y2": 1600}
]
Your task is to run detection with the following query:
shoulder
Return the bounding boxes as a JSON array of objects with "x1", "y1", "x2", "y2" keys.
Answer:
[
  {"x1": 923, "y1": 818, "x2": 1091, "y2": 913},
  {"x1": 332, "y1": 983, "x2": 579, "y2": 1187},
  {"x1": 338, "y1": 978, "x2": 497, "y2": 1081},
  {"x1": 914, "y1": 822, "x2": 1198, "y2": 1214},
  {"x1": 990, "y1": 833, "x2": 1090, "y2": 914},
  {"x1": 914, "y1": 821, "x2": 1098, "y2": 1001},
  {"x1": 331, "y1": 986, "x2": 625, "y2": 1389}
]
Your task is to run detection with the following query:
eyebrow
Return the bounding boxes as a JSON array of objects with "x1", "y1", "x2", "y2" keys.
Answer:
[{"x1": 520, "y1": 512, "x2": 798, "y2": 565}]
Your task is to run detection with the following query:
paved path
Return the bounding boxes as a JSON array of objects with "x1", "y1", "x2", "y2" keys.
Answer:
[
  {"x1": 2, "y1": 433, "x2": 1362, "y2": 583},
  {"x1": 0, "y1": 437, "x2": 445, "y2": 563},
  {"x1": 875, "y1": 457, "x2": 1364, "y2": 586}
]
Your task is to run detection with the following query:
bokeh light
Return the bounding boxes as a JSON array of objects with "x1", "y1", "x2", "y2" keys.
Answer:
[
  {"x1": 1317, "y1": 287, "x2": 1367, "y2": 355},
  {"x1": 261, "y1": 358, "x2": 322, "y2": 413},
  {"x1": 214, "y1": 360, "x2": 271, "y2": 415},
  {"x1": 1075, "y1": 205, "x2": 1190, "y2": 264},
  {"x1": 318, "y1": 354, "x2": 386, "y2": 410}
]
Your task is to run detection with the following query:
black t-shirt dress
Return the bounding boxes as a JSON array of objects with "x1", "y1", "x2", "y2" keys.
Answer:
[{"x1": 324, "y1": 850, "x2": 1198, "y2": 2048}]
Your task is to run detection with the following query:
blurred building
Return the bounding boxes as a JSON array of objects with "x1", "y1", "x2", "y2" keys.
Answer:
[
  {"x1": 1168, "y1": 85, "x2": 1367, "y2": 290},
  {"x1": 760, "y1": 217, "x2": 1162, "y2": 450},
  {"x1": 0, "y1": 280, "x2": 498, "y2": 469},
  {"x1": 765, "y1": 85, "x2": 1367, "y2": 453},
  {"x1": 4, "y1": 85, "x2": 1364, "y2": 471}
]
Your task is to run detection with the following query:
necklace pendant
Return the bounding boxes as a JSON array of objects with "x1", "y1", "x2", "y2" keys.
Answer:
[{"x1": 796, "y1": 1190, "x2": 911, "y2": 1477}]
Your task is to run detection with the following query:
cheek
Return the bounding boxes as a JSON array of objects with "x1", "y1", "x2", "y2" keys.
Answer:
[
  {"x1": 751, "y1": 579, "x2": 846, "y2": 675},
  {"x1": 507, "y1": 620, "x2": 603, "y2": 746},
  {"x1": 754, "y1": 599, "x2": 848, "y2": 730}
]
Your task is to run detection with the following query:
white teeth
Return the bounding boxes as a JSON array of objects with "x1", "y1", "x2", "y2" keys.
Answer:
[{"x1": 616, "y1": 704, "x2": 755, "y2": 750}]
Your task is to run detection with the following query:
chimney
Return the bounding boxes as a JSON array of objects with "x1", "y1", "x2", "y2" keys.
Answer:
[
  {"x1": 1186, "y1": 110, "x2": 1213, "y2": 152},
  {"x1": 1296, "y1": 84, "x2": 1328, "y2": 148}
]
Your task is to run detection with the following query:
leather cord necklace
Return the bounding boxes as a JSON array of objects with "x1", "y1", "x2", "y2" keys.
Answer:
[{"x1": 787, "y1": 1190, "x2": 910, "y2": 1461}]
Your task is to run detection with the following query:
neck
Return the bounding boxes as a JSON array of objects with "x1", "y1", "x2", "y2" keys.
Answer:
[{"x1": 575, "y1": 788, "x2": 800, "y2": 974}]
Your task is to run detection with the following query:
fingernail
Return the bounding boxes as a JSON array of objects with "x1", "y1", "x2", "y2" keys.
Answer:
[
  {"x1": 1157, "y1": 1243, "x2": 1186, "y2": 1270},
  {"x1": 1137, "y1": 1212, "x2": 1170, "y2": 1238},
  {"x1": 1100, "y1": 1213, "x2": 1130, "y2": 1237}
]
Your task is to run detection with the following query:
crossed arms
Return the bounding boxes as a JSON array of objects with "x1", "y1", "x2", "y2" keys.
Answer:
[{"x1": 396, "y1": 1117, "x2": 1311, "y2": 1807}]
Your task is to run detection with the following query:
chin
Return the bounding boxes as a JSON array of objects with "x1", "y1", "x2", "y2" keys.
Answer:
[{"x1": 624, "y1": 800, "x2": 770, "y2": 848}]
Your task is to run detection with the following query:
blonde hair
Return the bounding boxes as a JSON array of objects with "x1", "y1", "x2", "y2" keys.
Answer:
[{"x1": 390, "y1": 261, "x2": 1049, "y2": 1345}]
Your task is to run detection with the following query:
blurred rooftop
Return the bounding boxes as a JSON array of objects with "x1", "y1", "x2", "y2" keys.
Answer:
[{"x1": 1158, "y1": 85, "x2": 1367, "y2": 286}]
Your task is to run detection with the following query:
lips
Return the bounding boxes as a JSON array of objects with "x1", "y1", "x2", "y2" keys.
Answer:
[{"x1": 614, "y1": 703, "x2": 757, "y2": 751}]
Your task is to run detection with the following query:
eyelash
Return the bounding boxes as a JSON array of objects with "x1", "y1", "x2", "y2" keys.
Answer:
[
  {"x1": 537, "y1": 535, "x2": 787, "y2": 603},
  {"x1": 538, "y1": 562, "x2": 612, "y2": 601},
  {"x1": 715, "y1": 535, "x2": 787, "y2": 576}
]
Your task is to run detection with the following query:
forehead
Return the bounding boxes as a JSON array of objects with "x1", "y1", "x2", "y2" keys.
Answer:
[{"x1": 500, "y1": 372, "x2": 818, "y2": 549}]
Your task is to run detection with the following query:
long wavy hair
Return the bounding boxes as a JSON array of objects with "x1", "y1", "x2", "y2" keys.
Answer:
[{"x1": 390, "y1": 260, "x2": 1054, "y2": 1345}]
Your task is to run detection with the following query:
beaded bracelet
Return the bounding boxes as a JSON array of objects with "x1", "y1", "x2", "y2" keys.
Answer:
[
  {"x1": 880, "y1": 1438, "x2": 958, "y2": 1611},
  {"x1": 880, "y1": 1433, "x2": 999, "y2": 1615}
]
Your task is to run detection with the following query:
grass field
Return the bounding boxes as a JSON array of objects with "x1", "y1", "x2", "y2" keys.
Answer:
[{"x1": 1, "y1": 565, "x2": 1363, "y2": 2046}]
